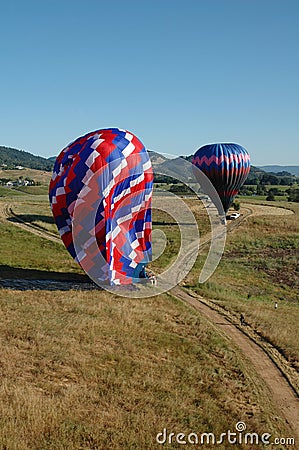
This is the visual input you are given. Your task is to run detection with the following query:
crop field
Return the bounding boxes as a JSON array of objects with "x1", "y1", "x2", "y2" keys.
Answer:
[{"x1": 0, "y1": 183, "x2": 298, "y2": 449}]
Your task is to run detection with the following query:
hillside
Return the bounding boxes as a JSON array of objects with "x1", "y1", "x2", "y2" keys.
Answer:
[
  {"x1": 0, "y1": 167, "x2": 52, "y2": 185},
  {"x1": 0, "y1": 146, "x2": 53, "y2": 171},
  {"x1": 151, "y1": 153, "x2": 298, "y2": 186},
  {"x1": 1, "y1": 146, "x2": 298, "y2": 185}
]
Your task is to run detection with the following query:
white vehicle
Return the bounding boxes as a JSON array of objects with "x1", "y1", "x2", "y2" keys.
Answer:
[{"x1": 227, "y1": 212, "x2": 241, "y2": 220}]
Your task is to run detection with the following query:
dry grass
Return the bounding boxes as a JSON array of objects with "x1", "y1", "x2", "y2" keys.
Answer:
[
  {"x1": 0, "y1": 290, "x2": 291, "y2": 449},
  {"x1": 0, "y1": 168, "x2": 52, "y2": 184},
  {"x1": 0, "y1": 195, "x2": 297, "y2": 448}
]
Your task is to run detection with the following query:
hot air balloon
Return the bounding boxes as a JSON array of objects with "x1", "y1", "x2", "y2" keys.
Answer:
[
  {"x1": 192, "y1": 143, "x2": 250, "y2": 213},
  {"x1": 49, "y1": 128, "x2": 153, "y2": 286}
]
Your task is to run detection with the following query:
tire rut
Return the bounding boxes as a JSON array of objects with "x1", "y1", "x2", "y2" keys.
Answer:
[{"x1": 170, "y1": 287, "x2": 299, "y2": 442}]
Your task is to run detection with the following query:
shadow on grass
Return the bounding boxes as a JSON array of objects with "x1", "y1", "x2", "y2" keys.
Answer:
[
  {"x1": 153, "y1": 221, "x2": 193, "y2": 226},
  {"x1": 0, "y1": 265, "x2": 99, "y2": 291},
  {"x1": 7, "y1": 214, "x2": 55, "y2": 224}
]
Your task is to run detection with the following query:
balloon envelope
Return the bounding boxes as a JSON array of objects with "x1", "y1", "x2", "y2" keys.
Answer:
[
  {"x1": 49, "y1": 128, "x2": 153, "y2": 285},
  {"x1": 192, "y1": 143, "x2": 250, "y2": 213}
]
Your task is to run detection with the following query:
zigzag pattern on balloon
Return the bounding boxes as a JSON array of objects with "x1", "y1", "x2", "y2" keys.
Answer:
[
  {"x1": 49, "y1": 128, "x2": 153, "y2": 286},
  {"x1": 193, "y1": 161, "x2": 250, "y2": 176},
  {"x1": 192, "y1": 152, "x2": 250, "y2": 168}
]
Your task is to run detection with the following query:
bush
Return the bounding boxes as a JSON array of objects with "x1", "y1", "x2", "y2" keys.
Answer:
[{"x1": 266, "y1": 191, "x2": 275, "y2": 201}]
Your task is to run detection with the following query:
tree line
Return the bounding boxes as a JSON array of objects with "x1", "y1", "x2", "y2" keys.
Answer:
[{"x1": 0, "y1": 146, "x2": 53, "y2": 171}]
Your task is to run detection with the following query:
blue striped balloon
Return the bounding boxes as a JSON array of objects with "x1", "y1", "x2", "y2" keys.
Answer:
[{"x1": 192, "y1": 143, "x2": 250, "y2": 212}]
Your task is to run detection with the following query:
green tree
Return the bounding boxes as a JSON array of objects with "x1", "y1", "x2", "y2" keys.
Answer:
[
  {"x1": 287, "y1": 188, "x2": 299, "y2": 202},
  {"x1": 233, "y1": 201, "x2": 240, "y2": 211},
  {"x1": 256, "y1": 183, "x2": 266, "y2": 195},
  {"x1": 266, "y1": 190, "x2": 275, "y2": 201}
]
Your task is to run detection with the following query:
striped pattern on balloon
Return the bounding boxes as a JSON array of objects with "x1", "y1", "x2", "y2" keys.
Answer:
[
  {"x1": 192, "y1": 143, "x2": 251, "y2": 213},
  {"x1": 49, "y1": 128, "x2": 153, "y2": 286}
]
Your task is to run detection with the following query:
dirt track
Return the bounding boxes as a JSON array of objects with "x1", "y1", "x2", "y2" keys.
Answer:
[
  {"x1": 0, "y1": 202, "x2": 61, "y2": 243},
  {"x1": 171, "y1": 287, "x2": 299, "y2": 443},
  {"x1": 1, "y1": 200, "x2": 298, "y2": 441},
  {"x1": 168, "y1": 203, "x2": 299, "y2": 442}
]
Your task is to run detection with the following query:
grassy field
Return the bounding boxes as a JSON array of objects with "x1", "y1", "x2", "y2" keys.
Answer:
[
  {"x1": 0, "y1": 288, "x2": 291, "y2": 449},
  {"x1": 238, "y1": 194, "x2": 289, "y2": 202},
  {"x1": 11, "y1": 200, "x2": 59, "y2": 235},
  {"x1": 0, "y1": 186, "x2": 27, "y2": 197},
  {"x1": 13, "y1": 185, "x2": 50, "y2": 195},
  {"x1": 0, "y1": 220, "x2": 82, "y2": 278},
  {"x1": 0, "y1": 185, "x2": 298, "y2": 448},
  {"x1": 185, "y1": 201, "x2": 299, "y2": 370}
]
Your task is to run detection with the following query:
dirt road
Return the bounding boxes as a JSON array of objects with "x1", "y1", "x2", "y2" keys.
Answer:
[
  {"x1": 168, "y1": 203, "x2": 299, "y2": 441},
  {"x1": 0, "y1": 202, "x2": 61, "y2": 244},
  {"x1": 171, "y1": 287, "x2": 299, "y2": 443}
]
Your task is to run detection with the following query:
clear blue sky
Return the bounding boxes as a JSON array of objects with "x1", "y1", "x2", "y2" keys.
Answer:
[{"x1": 1, "y1": 0, "x2": 298, "y2": 165}]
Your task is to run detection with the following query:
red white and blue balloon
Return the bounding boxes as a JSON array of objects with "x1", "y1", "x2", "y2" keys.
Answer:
[{"x1": 49, "y1": 128, "x2": 153, "y2": 286}]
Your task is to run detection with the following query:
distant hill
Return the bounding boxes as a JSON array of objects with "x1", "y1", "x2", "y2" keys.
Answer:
[
  {"x1": 148, "y1": 150, "x2": 168, "y2": 166},
  {"x1": 0, "y1": 146, "x2": 53, "y2": 171},
  {"x1": 2, "y1": 145, "x2": 298, "y2": 183},
  {"x1": 259, "y1": 165, "x2": 299, "y2": 176},
  {"x1": 150, "y1": 153, "x2": 298, "y2": 187}
]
